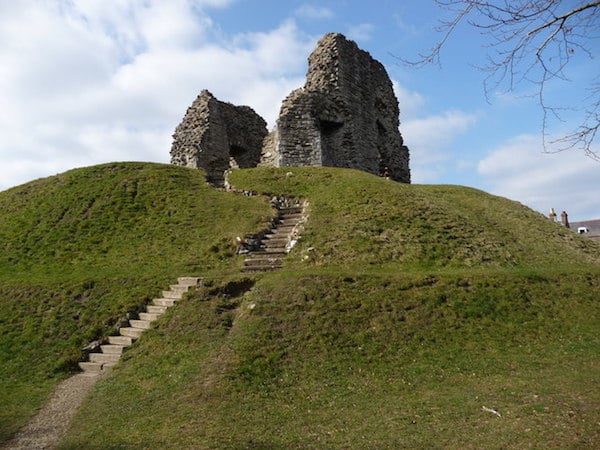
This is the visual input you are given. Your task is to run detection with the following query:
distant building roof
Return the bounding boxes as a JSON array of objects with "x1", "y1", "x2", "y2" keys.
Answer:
[
  {"x1": 570, "y1": 218, "x2": 600, "y2": 242},
  {"x1": 571, "y1": 219, "x2": 600, "y2": 232}
]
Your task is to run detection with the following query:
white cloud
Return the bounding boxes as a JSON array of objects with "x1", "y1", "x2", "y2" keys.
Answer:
[
  {"x1": 391, "y1": 79, "x2": 479, "y2": 183},
  {"x1": 392, "y1": 81, "x2": 426, "y2": 120},
  {"x1": 0, "y1": 1, "x2": 312, "y2": 191},
  {"x1": 392, "y1": 13, "x2": 419, "y2": 36},
  {"x1": 404, "y1": 111, "x2": 478, "y2": 155},
  {"x1": 295, "y1": 4, "x2": 334, "y2": 20},
  {"x1": 478, "y1": 134, "x2": 600, "y2": 220},
  {"x1": 402, "y1": 110, "x2": 479, "y2": 182},
  {"x1": 65, "y1": 0, "x2": 232, "y2": 55},
  {"x1": 346, "y1": 23, "x2": 375, "y2": 43}
]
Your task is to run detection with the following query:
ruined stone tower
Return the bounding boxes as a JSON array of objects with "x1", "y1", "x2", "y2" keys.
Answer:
[
  {"x1": 171, "y1": 33, "x2": 410, "y2": 184},
  {"x1": 170, "y1": 90, "x2": 267, "y2": 186},
  {"x1": 261, "y1": 33, "x2": 410, "y2": 183}
]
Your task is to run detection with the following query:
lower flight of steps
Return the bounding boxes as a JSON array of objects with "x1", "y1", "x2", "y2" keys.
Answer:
[
  {"x1": 78, "y1": 277, "x2": 202, "y2": 373},
  {"x1": 242, "y1": 202, "x2": 306, "y2": 273}
]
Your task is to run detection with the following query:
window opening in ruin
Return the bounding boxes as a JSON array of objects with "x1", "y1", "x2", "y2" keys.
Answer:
[
  {"x1": 229, "y1": 144, "x2": 249, "y2": 168},
  {"x1": 319, "y1": 119, "x2": 343, "y2": 166}
]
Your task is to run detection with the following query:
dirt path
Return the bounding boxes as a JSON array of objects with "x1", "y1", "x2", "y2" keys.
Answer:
[{"x1": 2, "y1": 373, "x2": 102, "y2": 450}]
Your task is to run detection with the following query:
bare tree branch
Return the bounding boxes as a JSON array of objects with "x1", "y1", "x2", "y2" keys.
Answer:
[
  {"x1": 401, "y1": 3, "x2": 474, "y2": 67},
  {"x1": 527, "y1": 0, "x2": 600, "y2": 37},
  {"x1": 403, "y1": 0, "x2": 600, "y2": 158}
]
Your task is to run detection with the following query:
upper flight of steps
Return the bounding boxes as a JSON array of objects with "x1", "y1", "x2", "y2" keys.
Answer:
[
  {"x1": 242, "y1": 201, "x2": 306, "y2": 273},
  {"x1": 78, "y1": 277, "x2": 201, "y2": 373}
]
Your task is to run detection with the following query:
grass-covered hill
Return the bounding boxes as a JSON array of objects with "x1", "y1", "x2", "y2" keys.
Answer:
[
  {"x1": 0, "y1": 162, "x2": 274, "y2": 441},
  {"x1": 1, "y1": 164, "x2": 599, "y2": 448},
  {"x1": 230, "y1": 167, "x2": 599, "y2": 271}
]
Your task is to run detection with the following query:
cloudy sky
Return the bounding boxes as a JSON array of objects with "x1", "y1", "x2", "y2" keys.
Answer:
[{"x1": 1, "y1": 0, "x2": 598, "y2": 220}]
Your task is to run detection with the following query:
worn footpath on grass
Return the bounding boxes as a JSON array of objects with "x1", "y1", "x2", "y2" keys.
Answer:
[{"x1": 2, "y1": 373, "x2": 101, "y2": 450}]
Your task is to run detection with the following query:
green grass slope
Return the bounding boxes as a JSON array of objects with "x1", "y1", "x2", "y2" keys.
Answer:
[
  {"x1": 230, "y1": 167, "x2": 599, "y2": 271},
  {"x1": 59, "y1": 168, "x2": 600, "y2": 449},
  {"x1": 2, "y1": 165, "x2": 599, "y2": 448},
  {"x1": 0, "y1": 162, "x2": 273, "y2": 441},
  {"x1": 63, "y1": 272, "x2": 600, "y2": 448}
]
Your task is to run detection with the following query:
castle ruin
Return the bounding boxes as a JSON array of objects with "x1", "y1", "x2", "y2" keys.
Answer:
[
  {"x1": 171, "y1": 33, "x2": 410, "y2": 184},
  {"x1": 170, "y1": 90, "x2": 267, "y2": 186}
]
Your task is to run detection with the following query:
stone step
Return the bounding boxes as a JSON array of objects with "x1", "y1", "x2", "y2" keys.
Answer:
[
  {"x1": 153, "y1": 298, "x2": 177, "y2": 307},
  {"x1": 78, "y1": 361, "x2": 104, "y2": 373},
  {"x1": 252, "y1": 249, "x2": 287, "y2": 256},
  {"x1": 242, "y1": 265, "x2": 281, "y2": 273},
  {"x1": 275, "y1": 217, "x2": 300, "y2": 227},
  {"x1": 271, "y1": 225, "x2": 296, "y2": 232},
  {"x1": 262, "y1": 233, "x2": 290, "y2": 244},
  {"x1": 255, "y1": 248, "x2": 288, "y2": 254},
  {"x1": 261, "y1": 239, "x2": 291, "y2": 247},
  {"x1": 266, "y1": 232, "x2": 294, "y2": 240},
  {"x1": 139, "y1": 312, "x2": 161, "y2": 321},
  {"x1": 162, "y1": 290, "x2": 183, "y2": 299},
  {"x1": 244, "y1": 257, "x2": 283, "y2": 267},
  {"x1": 262, "y1": 241, "x2": 289, "y2": 248},
  {"x1": 245, "y1": 254, "x2": 283, "y2": 261},
  {"x1": 243, "y1": 264, "x2": 282, "y2": 272},
  {"x1": 263, "y1": 236, "x2": 290, "y2": 243},
  {"x1": 254, "y1": 245, "x2": 286, "y2": 258},
  {"x1": 129, "y1": 319, "x2": 152, "y2": 329},
  {"x1": 262, "y1": 244, "x2": 288, "y2": 251},
  {"x1": 263, "y1": 230, "x2": 292, "y2": 239},
  {"x1": 100, "y1": 344, "x2": 125, "y2": 354},
  {"x1": 279, "y1": 207, "x2": 303, "y2": 214},
  {"x1": 279, "y1": 216, "x2": 302, "y2": 222},
  {"x1": 177, "y1": 277, "x2": 202, "y2": 286},
  {"x1": 90, "y1": 352, "x2": 121, "y2": 364},
  {"x1": 170, "y1": 284, "x2": 191, "y2": 293},
  {"x1": 108, "y1": 335, "x2": 133, "y2": 346},
  {"x1": 247, "y1": 249, "x2": 285, "y2": 256},
  {"x1": 264, "y1": 231, "x2": 291, "y2": 239},
  {"x1": 146, "y1": 305, "x2": 168, "y2": 314},
  {"x1": 120, "y1": 327, "x2": 144, "y2": 339},
  {"x1": 279, "y1": 211, "x2": 303, "y2": 218},
  {"x1": 260, "y1": 245, "x2": 287, "y2": 252}
]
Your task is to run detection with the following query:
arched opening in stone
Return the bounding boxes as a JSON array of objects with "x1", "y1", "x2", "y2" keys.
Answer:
[
  {"x1": 319, "y1": 119, "x2": 343, "y2": 166},
  {"x1": 229, "y1": 144, "x2": 251, "y2": 169}
]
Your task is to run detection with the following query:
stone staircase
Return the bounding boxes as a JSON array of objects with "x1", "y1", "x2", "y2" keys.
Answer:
[
  {"x1": 77, "y1": 197, "x2": 307, "y2": 373},
  {"x1": 78, "y1": 277, "x2": 201, "y2": 373},
  {"x1": 242, "y1": 201, "x2": 306, "y2": 273}
]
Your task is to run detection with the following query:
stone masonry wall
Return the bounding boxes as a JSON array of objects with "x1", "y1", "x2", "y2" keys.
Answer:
[
  {"x1": 170, "y1": 90, "x2": 267, "y2": 186},
  {"x1": 171, "y1": 33, "x2": 411, "y2": 184},
  {"x1": 261, "y1": 33, "x2": 410, "y2": 183}
]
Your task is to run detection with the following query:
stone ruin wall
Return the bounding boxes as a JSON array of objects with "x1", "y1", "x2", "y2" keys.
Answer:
[
  {"x1": 170, "y1": 90, "x2": 267, "y2": 186},
  {"x1": 171, "y1": 33, "x2": 410, "y2": 185},
  {"x1": 261, "y1": 33, "x2": 410, "y2": 183}
]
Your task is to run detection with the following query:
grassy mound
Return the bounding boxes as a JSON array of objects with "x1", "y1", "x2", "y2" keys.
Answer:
[
  {"x1": 228, "y1": 167, "x2": 600, "y2": 271},
  {"x1": 60, "y1": 167, "x2": 599, "y2": 448},
  {"x1": 2, "y1": 165, "x2": 599, "y2": 447},
  {"x1": 0, "y1": 162, "x2": 273, "y2": 441},
  {"x1": 62, "y1": 272, "x2": 600, "y2": 448}
]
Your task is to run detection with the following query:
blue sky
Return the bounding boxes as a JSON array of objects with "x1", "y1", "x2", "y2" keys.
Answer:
[{"x1": 1, "y1": 0, "x2": 598, "y2": 220}]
